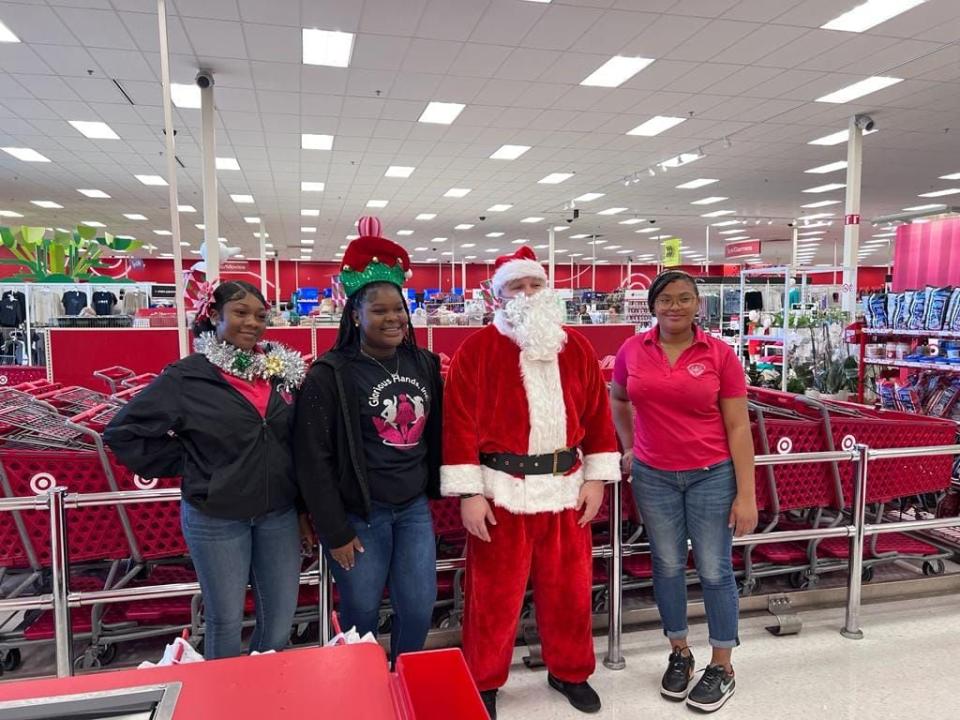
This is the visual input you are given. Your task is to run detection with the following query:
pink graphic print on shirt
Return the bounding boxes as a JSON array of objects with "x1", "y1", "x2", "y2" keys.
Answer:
[{"x1": 372, "y1": 392, "x2": 427, "y2": 448}]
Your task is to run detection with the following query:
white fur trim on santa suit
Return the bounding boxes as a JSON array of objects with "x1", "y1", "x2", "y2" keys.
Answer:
[
  {"x1": 491, "y1": 258, "x2": 547, "y2": 296},
  {"x1": 583, "y1": 452, "x2": 621, "y2": 483},
  {"x1": 440, "y1": 464, "x2": 483, "y2": 496}
]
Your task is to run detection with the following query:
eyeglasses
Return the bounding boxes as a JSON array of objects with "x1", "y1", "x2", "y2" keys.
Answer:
[{"x1": 654, "y1": 295, "x2": 698, "y2": 309}]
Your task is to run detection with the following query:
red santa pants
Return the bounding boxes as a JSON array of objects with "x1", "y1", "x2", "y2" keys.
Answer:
[{"x1": 462, "y1": 506, "x2": 596, "y2": 691}]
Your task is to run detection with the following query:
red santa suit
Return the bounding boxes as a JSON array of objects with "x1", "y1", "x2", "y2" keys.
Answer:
[{"x1": 441, "y1": 248, "x2": 620, "y2": 692}]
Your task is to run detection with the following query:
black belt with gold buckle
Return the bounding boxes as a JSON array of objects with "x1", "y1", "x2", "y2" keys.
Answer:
[{"x1": 480, "y1": 448, "x2": 577, "y2": 476}]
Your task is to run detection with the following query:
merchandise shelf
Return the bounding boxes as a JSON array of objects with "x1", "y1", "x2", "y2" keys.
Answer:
[
  {"x1": 863, "y1": 358, "x2": 960, "y2": 374},
  {"x1": 864, "y1": 328, "x2": 960, "y2": 339}
]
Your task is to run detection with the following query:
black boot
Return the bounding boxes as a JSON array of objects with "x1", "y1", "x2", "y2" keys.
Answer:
[
  {"x1": 547, "y1": 674, "x2": 601, "y2": 713},
  {"x1": 480, "y1": 689, "x2": 498, "y2": 719}
]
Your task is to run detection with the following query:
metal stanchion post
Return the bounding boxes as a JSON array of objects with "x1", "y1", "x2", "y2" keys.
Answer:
[
  {"x1": 604, "y1": 480, "x2": 625, "y2": 670},
  {"x1": 319, "y1": 551, "x2": 332, "y2": 644},
  {"x1": 841, "y1": 444, "x2": 868, "y2": 640},
  {"x1": 49, "y1": 487, "x2": 74, "y2": 676}
]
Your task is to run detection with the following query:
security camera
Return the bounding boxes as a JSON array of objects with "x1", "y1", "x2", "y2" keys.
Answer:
[
  {"x1": 195, "y1": 70, "x2": 214, "y2": 89},
  {"x1": 649, "y1": 219, "x2": 657, "y2": 224},
  {"x1": 478, "y1": 215, "x2": 486, "y2": 222},
  {"x1": 565, "y1": 208, "x2": 580, "y2": 223},
  {"x1": 855, "y1": 114, "x2": 874, "y2": 132}
]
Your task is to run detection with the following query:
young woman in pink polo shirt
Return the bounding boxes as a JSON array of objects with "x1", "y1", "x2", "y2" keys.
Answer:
[{"x1": 611, "y1": 270, "x2": 757, "y2": 713}]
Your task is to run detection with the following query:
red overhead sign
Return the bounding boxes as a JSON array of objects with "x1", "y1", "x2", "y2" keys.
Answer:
[{"x1": 725, "y1": 239, "x2": 761, "y2": 260}]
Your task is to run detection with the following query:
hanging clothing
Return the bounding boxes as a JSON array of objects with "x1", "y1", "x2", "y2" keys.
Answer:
[
  {"x1": 62, "y1": 290, "x2": 88, "y2": 316},
  {"x1": 0, "y1": 291, "x2": 26, "y2": 327}
]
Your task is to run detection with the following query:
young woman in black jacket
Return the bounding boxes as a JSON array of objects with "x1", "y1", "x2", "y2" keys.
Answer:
[
  {"x1": 104, "y1": 281, "x2": 307, "y2": 659},
  {"x1": 294, "y1": 219, "x2": 442, "y2": 661}
]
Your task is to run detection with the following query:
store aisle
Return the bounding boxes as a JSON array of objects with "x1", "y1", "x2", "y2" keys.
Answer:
[{"x1": 495, "y1": 595, "x2": 959, "y2": 719}]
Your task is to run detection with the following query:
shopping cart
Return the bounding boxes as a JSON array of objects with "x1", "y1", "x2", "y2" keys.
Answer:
[{"x1": 92, "y1": 366, "x2": 136, "y2": 395}]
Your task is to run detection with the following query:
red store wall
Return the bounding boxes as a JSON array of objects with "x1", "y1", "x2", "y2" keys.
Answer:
[{"x1": 892, "y1": 217, "x2": 960, "y2": 292}]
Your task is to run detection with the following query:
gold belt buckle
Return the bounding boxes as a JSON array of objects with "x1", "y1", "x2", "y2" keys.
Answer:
[{"x1": 552, "y1": 447, "x2": 570, "y2": 475}]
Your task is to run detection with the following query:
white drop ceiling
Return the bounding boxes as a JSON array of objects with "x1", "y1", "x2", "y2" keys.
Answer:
[{"x1": 0, "y1": 0, "x2": 959, "y2": 268}]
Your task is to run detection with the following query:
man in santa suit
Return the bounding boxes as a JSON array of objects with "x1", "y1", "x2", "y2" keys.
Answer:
[{"x1": 441, "y1": 246, "x2": 620, "y2": 718}]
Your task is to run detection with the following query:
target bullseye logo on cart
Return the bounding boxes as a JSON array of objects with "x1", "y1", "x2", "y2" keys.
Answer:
[
  {"x1": 841, "y1": 435, "x2": 857, "y2": 451},
  {"x1": 0, "y1": 376, "x2": 8, "y2": 386},
  {"x1": 29, "y1": 473, "x2": 57, "y2": 495},
  {"x1": 776, "y1": 437, "x2": 793, "y2": 454},
  {"x1": 133, "y1": 475, "x2": 159, "y2": 490}
]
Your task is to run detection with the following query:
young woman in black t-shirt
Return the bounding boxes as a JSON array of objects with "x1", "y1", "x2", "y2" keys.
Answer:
[{"x1": 293, "y1": 220, "x2": 442, "y2": 660}]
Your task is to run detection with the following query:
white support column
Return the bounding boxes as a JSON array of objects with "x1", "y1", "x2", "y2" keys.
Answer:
[
  {"x1": 461, "y1": 259, "x2": 466, "y2": 295},
  {"x1": 842, "y1": 115, "x2": 863, "y2": 316},
  {"x1": 451, "y1": 242, "x2": 456, "y2": 292},
  {"x1": 591, "y1": 235, "x2": 597, "y2": 290},
  {"x1": 705, "y1": 225, "x2": 711, "y2": 273},
  {"x1": 548, "y1": 227, "x2": 556, "y2": 289},
  {"x1": 258, "y1": 220, "x2": 267, "y2": 299},
  {"x1": 791, "y1": 225, "x2": 799, "y2": 269},
  {"x1": 273, "y1": 257, "x2": 280, "y2": 306},
  {"x1": 200, "y1": 75, "x2": 219, "y2": 283},
  {"x1": 156, "y1": 0, "x2": 189, "y2": 359}
]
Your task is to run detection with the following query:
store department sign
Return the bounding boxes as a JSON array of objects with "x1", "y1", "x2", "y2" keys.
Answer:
[
  {"x1": 725, "y1": 239, "x2": 761, "y2": 260},
  {"x1": 661, "y1": 238, "x2": 681, "y2": 267},
  {"x1": 220, "y1": 261, "x2": 249, "y2": 272}
]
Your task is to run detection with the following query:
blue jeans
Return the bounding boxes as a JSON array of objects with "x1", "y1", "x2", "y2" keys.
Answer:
[
  {"x1": 327, "y1": 494, "x2": 437, "y2": 661},
  {"x1": 632, "y1": 459, "x2": 740, "y2": 648},
  {"x1": 181, "y1": 502, "x2": 302, "y2": 659}
]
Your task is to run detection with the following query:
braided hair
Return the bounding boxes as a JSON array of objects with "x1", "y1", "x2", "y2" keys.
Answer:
[
  {"x1": 192, "y1": 280, "x2": 268, "y2": 337},
  {"x1": 333, "y1": 281, "x2": 418, "y2": 351}
]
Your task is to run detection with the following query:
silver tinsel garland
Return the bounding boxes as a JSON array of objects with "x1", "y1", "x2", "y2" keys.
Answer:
[{"x1": 194, "y1": 331, "x2": 306, "y2": 392}]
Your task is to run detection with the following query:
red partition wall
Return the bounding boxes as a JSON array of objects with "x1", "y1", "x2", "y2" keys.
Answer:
[
  {"x1": 49, "y1": 328, "x2": 180, "y2": 389},
  {"x1": 429, "y1": 327, "x2": 483, "y2": 359},
  {"x1": 892, "y1": 217, "x2": 960, "y2": 291},
  {"x1": 314, "y1": 326, "x2": 339, "y2": 355},
  {"x1": 574, "y1": 324, "x2": 638, "y2": 360},
  {"x1": 263, "y1": 327, "x2": 313, "y2": 358}
]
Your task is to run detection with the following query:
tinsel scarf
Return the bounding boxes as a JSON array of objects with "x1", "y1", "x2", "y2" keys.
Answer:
[{"x1": 194, "y1": 332, "x2": 306, "y2": 392}]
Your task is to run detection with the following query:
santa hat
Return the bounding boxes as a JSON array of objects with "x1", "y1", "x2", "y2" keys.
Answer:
[
  {"x1": 490, "y1": 246, "x2": 548, "y2": 296},
  {"x1": 340, "y1": 217, "x2": 413, "y2": 297}
]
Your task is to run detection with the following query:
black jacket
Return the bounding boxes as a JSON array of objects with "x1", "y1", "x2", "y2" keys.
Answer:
[
  {"x1": 103, "y1": 353, "x2": 299, "y2": 520},
  {"x1": 293, "y1": 345, "x2": 443, "y2": 549}
]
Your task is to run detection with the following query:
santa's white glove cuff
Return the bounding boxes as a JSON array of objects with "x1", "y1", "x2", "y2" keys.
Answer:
[
  {"x1": 583, "y1": 452, "x2": 621, "y2": 483},
  {"x1": 440, "y1": 464, "x2": 484, "y2": 496}
]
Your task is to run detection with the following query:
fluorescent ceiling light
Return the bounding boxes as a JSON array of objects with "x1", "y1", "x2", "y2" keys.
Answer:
[
  {"x1": 485, "y1": 248, "x2": 500, "y2": 253},
  {"x1": 153, "y1": 230, "x2": 171, "y2": 236},
  {"x1": 802, "y1": 200, "x2": 842, "y2": 208},
  {"x1": 616, "y1": 249, "x2": 632, "y2": 254},
  {"x1": 555, "y1": 249, "x2": 569, "y2": 255},
  {"x1": 521, "y1": 217, "x2": 544, "y2": 223},
  {"x1": 902, "y1": 203, "x2": 946, "y2": 211},
  {"x1": 77, "y1": 188, "x2": 110, "y2": 198},
  {"x1": 636, "y1": 227, "x2": 661, "y2": 234},
  {"x1": 416, "y1": 213, "x2": 437, "y2": 220},
  {"x1": 431, "y1": 237, "x2": 447, "y2": 243},
  {"x1": 816, "y1": 76, "x2": 902, "y2": 104},
  {"x1": 724, "y1": 236, "x2": 750, "y2": 241},
  {"x1": 803, "y1": 183, "x2": 846, "y2": 193},
  {"x1": 301, "y1": 239, "x2": 315, "y2": 245},
  {"x1": 806, "y1": 161, "x2": 848, "y2": 174},
  {"x1": 659, "y1": 151, "x2": 703, "y2": 169},
  {"x1": 569, "y1": 234, "x2": 589, "y2": 239},
  {"x1": 627, "y1": 116, "x2": 685, "y2": 137},
  {"x1": 177, "y1": 204, "x2": 195, "y2": 213},
  {"x1": 123, "y1": 213, "x2": 147, "y2": 220},
  {"x1": 798, "y1": 231, "x2": 825, "y2": 237},
  {"x1": 366, "y1": 200, "x2": 389, "y2": 208},
  {"x1": 135, "y1": 174, "x2": 167, "y2": 186},
  {"x1": 301, "y1": 209, "x2": 320, "y2": 216},
  {"x1": 244, "y1": 216, "x2": 260, "y2": 224},
  {"x1": 418, "y1": 101, "x2": 465, "y2": 125},
  {"x1": 302, "y1": 133, "x2": 334, "y2": 150},
  {"x1": 809, "y1": 128, "x2": 877, "y2": 146},
  {"x1": 803, "y1": 213, "x2": 835, "y2": 220},
  {"x1": 302, "y1": 28, "x2": 354, "y2": 67},
  {"x1": 0, "y1": 210, "x2": 24, "y2": 217},
  {"x1": 170, "y1": 83, "x2": 201, "y2": 109},
  {"x1": 574, "y1": 192, "x2": 604, "y2": 202},
  {"x1": 385, "y1": 166, "x2": 415, "y2": 178},
  {"x1": 0, "y1": 19, "x2": 21, "y2": 42},
  {"x1": 690, "y1": 196, "x2": 728, "y2": 205},
  {"x1": 486, "y1": 232, "x2": 504, "y2": 238},
  {"x1": 490, "y1": 144, "x2": 530, "y2": 160},
  {"x1": 605, "y1": 245, "x2": 622, "y2": 250},
  {"x1": 68, "y1": 120, "x2": 119, "y2": 140},
  {"x1": 487, "y1": 204, "x2": 512, "y2": 212},
  {"x1": 461, "y1": 243, "x2": 476, "y2": 248},
  {"x1": 301, "y1": 181, "x2": 325, "y2": 192},
  {"x1": 444, "y1": 188, "x2": 471, "y2": 198},
  {"x1": 589, "y1": 240, "x2": 606, "y2": 245},
  {"x1": 701, "y1": 210, "x2": 736, "y2": 217},
  {"x1": 676, "y1": 178, "x2": 718, "y2": 189},
  {"x1": 215, "y1": 156, "x2": 240, "y2": 170},
  {"x1": 597, "y1": 207, "x2": 627, "y2": 215},
  {"x1": 822, "y1": 0, "x2": 926, "y2": 33},
  {"x1": 619, "y1": 218, "x2": 644, "y2": 225},
  {"x1": 939, "y1": 172, "x2": 960, "y2": 181},
  {"x1": 231, "y1": 194, "x2": 254, "y2": 204},
  {"x1": 454, "y1": 224, "x2": 474, "y2": 230},
  {"x1": 301, "y1": 227, "x2": 316, "y2": 233},
  {"x1": 581, "y1": 55, "x2": 655, "y2": 88},
  {"x1": 719, "y1": 228, "x2": 745, "y2": 235},
  {"x1": 918, "y1": 188, "x2": 960, "y2": 198},
  {"x1": 538, "y1": 172, "x2": 574, "y2": 184},
  {"x1": 80, "y1": 221, "x2": 105, "y2": 228},
  {"x1": 397, "y1": 230, "x2": 414, "y2": 236},
  {"x1": 31, "y1": 200, "x2": 63, "y2": 209},
  {"x1": 2, "y1": 147, "x2": 50, "y2": 162},
  {"x1": 553, "y1": 226, "x2": 569, "y2": 232},
  {"x1": 194, "y1": 224, "x2": 205, "y2": 230},
  {"x1": 712, "y1": 220, "x2": 741, "y2": 227}
]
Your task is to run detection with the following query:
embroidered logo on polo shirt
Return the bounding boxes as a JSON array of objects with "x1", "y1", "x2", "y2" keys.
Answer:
[{"x1": 687, "y1": 362, "x2": 706, "y2": 378}]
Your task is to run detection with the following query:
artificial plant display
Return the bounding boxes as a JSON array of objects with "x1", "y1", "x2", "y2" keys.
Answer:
[{"x1": 0, "y1": 224, "x2": 141, "y2": 283}]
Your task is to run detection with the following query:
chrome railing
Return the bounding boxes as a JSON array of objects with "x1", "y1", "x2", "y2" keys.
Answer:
[{"x1": 0, "y1": 443, "x2": 957, "y2": 677}]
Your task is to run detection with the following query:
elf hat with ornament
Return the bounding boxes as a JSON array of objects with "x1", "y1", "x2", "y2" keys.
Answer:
[
  {"x1": 490, "y1": 245, "x2": 548, "y2": 296},
  {"x1": 339, "y1": 217, "x2": 412, "y2": 297}
]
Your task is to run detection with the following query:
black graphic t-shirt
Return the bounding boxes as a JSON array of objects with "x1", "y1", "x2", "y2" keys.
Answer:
[
  {"x1": 352, "y1": 349, "x2": 430, "y2": 505},
  {"x1": 92, "y1": 291, "x2": 117, "y2": 316},
  {"x1": 62, "y1": 291, "x2": 88, "y2": 316}
]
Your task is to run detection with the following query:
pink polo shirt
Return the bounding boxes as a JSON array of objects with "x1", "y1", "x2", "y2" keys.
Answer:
[{"x1": 613, "y1": 324, "x2": 746, "y2": 471}]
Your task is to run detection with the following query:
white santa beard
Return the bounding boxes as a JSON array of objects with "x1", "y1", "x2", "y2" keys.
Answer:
[{"x1": 495, "y1": 289, "x2": 567, "y2": 361}]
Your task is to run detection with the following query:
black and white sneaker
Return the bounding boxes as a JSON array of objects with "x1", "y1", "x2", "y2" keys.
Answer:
[
  {"x1": 660, "y1": 647, "x2": 695, "y2": 700},
  {"x1": 686, "y1": 664, "x2": 735, "y2": 713}
]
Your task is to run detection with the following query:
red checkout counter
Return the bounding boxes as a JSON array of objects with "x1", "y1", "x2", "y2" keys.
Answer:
[{"x1": 0, "y1": 644, "x2": 487, "y2": 719}]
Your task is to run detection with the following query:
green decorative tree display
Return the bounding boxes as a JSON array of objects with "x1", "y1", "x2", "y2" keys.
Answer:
[{"x1": 0, "y1": 224, "x2": 141, "y2": 282}]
